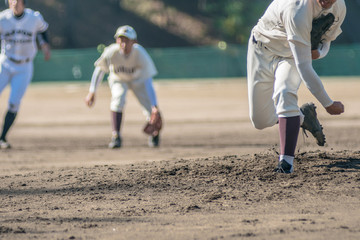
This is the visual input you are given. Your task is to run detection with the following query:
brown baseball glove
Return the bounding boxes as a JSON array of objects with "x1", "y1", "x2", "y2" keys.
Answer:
[{"x1": 143, "y1": 108, "x2": 162, "y2": 137}]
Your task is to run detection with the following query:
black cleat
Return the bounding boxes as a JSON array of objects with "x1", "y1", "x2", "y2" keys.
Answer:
[
  {"x1": 148, "y1": 135, "x2": 160, "y2": 148},
  {"x1": 274, "y1": 160, "x2": 293, "y2": 174},
  {"x1": 0, "y1": 139, "x2": 11, "y2": 149},
  {"x1": 108, "y1": 136, "x2": 122, "y2": 149},
  {"x1": 300, "y1": 102, "x2": 326, "y2": 146}
]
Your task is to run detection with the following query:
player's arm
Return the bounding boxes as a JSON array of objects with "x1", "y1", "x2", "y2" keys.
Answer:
[
  {"x1": 37, "y1": 31, "x2": 51, "y2": 61},
  {"x1": 133, "y1": 46, "x2": 158, "y2": 81},
  {"x1": 312, "y1": 41, "x2": 330, "y2": 60},
  {"x1": 289, "y1": 40, "x2": 344, "y2": 115},
  {"x1": 85, "y1": 67, "x2": 105, "y2": 107}
]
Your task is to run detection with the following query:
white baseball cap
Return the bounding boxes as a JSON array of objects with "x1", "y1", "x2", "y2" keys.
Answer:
[{"x1": 114, "y1": 25, "x2": 137, "y2": 40}]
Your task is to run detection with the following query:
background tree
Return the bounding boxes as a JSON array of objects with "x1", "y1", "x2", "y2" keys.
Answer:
[{"x1": 198, "y1": 0, "x2": 270, "y2": 44}]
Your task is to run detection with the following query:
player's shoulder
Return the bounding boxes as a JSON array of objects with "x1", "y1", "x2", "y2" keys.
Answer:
[
  {"x1": 24, "y1": 8, "x2": 44, "y2": 18},
  {"x1": 336, "y1": 0, "x2": 346, "y2": 14},
  {"x1": 102, "y1": 43, "x2": 119, "y2": 57},
  {"x1": 332, "y1": 0, "x2": 346, "y2": 18},
  {"x1": 336, "y1": 0, "x2": 346, "y2": 8},
  {"x1": 132, "y1": 43, "x2": 148, "y2": 55},
  {"x1": 132, "y1": 43, "x2": 145, "y2": 51},
  {"x1": 0, "y1": 9, "x2": 12, "y2": 20}
]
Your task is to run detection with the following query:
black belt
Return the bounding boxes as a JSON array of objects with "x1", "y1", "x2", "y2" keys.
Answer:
[
  {"x1": 8, "y1": 57, "x2": 30, "y2": 64},
  {"x1": 252, "y1": 35, "x2": 258, "y2": 44},
  {"x1": 252, "y1": 35, "x2": 268, "y2": 50}
]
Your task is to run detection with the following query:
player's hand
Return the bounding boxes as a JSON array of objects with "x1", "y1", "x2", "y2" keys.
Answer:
[
  {"x1": 41, "y1": 43, "x2": 51, "y2": 61},
  {"x1": 325, "y1": 101, "x2": 344, "y2": 115},
  {"x1": 85, "y1": 92, "x2": 95, "y2": 107},
  {"x1": 311, "y1": 49, "x2": 320, "y2": 60}
]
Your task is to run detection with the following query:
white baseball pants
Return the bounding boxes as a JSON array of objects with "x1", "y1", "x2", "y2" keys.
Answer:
[
  {"x1": 0, "y1": 57, "x2": 33, "y2": 113},
  {"x1": 247, "y1": 33, "x2": 303, "y2": 130},
  {"x1": 109, "y1": 77, "x2": 158, "y2": 118}
]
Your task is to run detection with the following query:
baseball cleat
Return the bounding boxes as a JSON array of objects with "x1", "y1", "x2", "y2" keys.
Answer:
[
  {"x1": 274, "y1": 160, "x2": 293, "y2": 174},
  {"x1": 300, "y1": 102, "x2": 326, "y2": 146},
  {"x1": 0, "y1": 139, "x2": 11, "y2": 149},
  {"x1": 148, "y1": 134, "x2": 160, "y2": 148},
  {"x1": 108, "y1": 135, "x2": 122, "y2": 149}
]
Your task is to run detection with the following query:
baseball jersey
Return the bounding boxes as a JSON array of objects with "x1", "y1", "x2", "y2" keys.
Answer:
[
  {"x1": 95, "y1": 43, "x2": 158, "y2": 83},
  {"x1": 0, "y1": 8, "x2": 48, "y2": 61},
  {"x1": 253, "y1": 0, "x2": 346, "y2": 57}
]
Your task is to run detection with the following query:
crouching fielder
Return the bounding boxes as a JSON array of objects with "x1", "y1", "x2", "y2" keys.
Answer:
[{"x1": 85, "y1": 25, "x2": 162, "y2": 149}]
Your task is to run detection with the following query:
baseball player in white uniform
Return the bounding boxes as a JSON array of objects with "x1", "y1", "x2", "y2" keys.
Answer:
[
  {"x1": 85, "y1": 25, "x2": 162, "y2": 149},
  {"x1": 0, "y1": 0, "x2": 50, "y2": 149},
  {"x1": 247, "y1": 0, "x2": 346, "y2": 173}
]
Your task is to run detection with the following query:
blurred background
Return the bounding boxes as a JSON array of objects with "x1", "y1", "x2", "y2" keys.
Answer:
[{"x1": 1, "y1": 0, "x2": 359, "y2": 81}]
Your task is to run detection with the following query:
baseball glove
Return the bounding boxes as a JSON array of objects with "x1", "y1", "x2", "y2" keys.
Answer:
[
  {"x1": 311, "y1": 13, "x2": 335, "y2": 50},
  {"x1": 143, "y1": 108, "x2": 162, "y2": 137}
]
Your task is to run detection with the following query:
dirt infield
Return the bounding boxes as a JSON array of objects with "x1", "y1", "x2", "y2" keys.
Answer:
[{"x1": 0, "y1": 78, "x2": 359, "y2": 239}]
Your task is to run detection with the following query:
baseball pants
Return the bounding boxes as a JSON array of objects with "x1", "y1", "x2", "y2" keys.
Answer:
[
  {"x1": 247, "y1": 33, "x2": 303, "y2": 130},
  {"x1": 0, "y1": 57, "x2": 33, "y2": 113},
  {"x1": 109, "y1": 77, "x2": 158, "y2": 118}
]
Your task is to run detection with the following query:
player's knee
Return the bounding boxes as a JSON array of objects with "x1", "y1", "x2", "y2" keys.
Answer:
[
  {"x1": 251, "y1": 121, "x2": 268, "y2": 130},
  {"x1": 274, "y1": 92, "x2": 299, "y2": 116},
  {"x1": 110, "y1": 103, "x2": 123, "y2": 113},
  {"x1": 250, "y1": 117, "x2": 268, "y2": 130},
  {"x1": 250, "y1": 115, "x2": 277, "y2": 130},
  {"x1": 8, "y1": 103, "x2": 19, "y2": 113}
]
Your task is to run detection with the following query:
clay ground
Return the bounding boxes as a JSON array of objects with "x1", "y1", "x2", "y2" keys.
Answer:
[{"x1": 0, "y1": 77, "x2": 359, "y2": 240}]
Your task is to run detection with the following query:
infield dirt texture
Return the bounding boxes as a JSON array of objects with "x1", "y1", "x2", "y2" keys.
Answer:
[{"x1": 0, "y1": 78, "x2": 359, "y2": 240}]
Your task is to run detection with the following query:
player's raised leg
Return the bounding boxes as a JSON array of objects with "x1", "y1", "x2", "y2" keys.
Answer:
[{"x1": 247, "y1": 34, "x2": 278, "y2": 130}]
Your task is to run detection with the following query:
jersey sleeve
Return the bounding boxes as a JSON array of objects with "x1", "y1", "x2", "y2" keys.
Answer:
[
  {"x1": 89, "y1": 67, "x2": 105, "y2": 93},
  {"x1": 135, "y1": 45, "x2": 158, "y2": 80},
  {"x1": 289, "y1": 40, "x2": 333, "y2": 107},
  {"x1": 34, "y1": 11, "x2": 49, "y2": 32},
  {"x1": 94, "y1": 47, "x2": 112, "y2": 73},
  {"x1": 283, "y1": 4, "x2": 312, "y2": 47}
]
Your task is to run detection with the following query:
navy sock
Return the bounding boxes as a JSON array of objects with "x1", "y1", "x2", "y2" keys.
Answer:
[
  {"x1": 111, "y1": 111, "x2": 122, "y2": 135},
  {"x1": 1, "y1": 111, "x2": 17, "y2": 141},
  {"x1": 278, "y1": 116, "x2": 300, "y2": 157}
]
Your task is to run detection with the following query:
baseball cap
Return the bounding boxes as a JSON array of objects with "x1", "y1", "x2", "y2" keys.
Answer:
[{"x1": 114, "y1": 25, "x2": 137, "y2": 40}]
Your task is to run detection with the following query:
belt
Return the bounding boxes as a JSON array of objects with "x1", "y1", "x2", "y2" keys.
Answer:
[
  {"x1": 252, "y1": 35, "x2": 258, "y2": 44},
  {"x1": 8, "y1": 57, "x2": 30, "y2": 64},
  {"x1": 252, "y1": 34, "x2": 268, "y2": 50}
]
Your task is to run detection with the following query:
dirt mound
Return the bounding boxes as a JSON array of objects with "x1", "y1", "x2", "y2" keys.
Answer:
[{"x1": 1, "y1": 80, "x2": 360, "y2": 239}]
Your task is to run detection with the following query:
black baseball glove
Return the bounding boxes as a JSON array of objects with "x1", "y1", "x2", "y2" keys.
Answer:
[{"x1": 310, "y1": 13, "x2": 335, "y2": 50}]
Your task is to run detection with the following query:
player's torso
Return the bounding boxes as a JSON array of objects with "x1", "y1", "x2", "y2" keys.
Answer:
[
  {"x1": 109, "y1": 49, "x2": 139, "y2": 76},
  {"x1": 0, "y1": 9, "x2": 43, "y2": 60},
  {"x1": 99, "y1": 43, "x2": 157, "y2": 82},
  {"x1": 105, "y1": 44, "x2": 144, "y2": 82},
  {"x1": 253, "y1": 0, "x2": 345, "y2": 57}
]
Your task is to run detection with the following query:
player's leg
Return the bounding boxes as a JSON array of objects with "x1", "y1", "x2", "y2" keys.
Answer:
[
  {"x1": 247, "y1": 34, "x2": 278, "y2": 130},
  {"x1": 130, "y1": 78, "x2": 160, "y2": 147},
  {"x1": 0, "y1": 64, "x2": 11, "y2": 94},
  {"x1": 0, "y1": 63, "x2": 12, "y2": 149},
  {"x1": 108, "y1": 80, "x2": 128, "y2": 149},
  {"x1": 273, "y1": 59, "x2": 302, "y2": 173},
  {"x1": 1, "y1": 63, "x2": 33, "y2": 148},
  {"x1": 131, "y1": 78, "x2": 158, "y2": 115}
]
